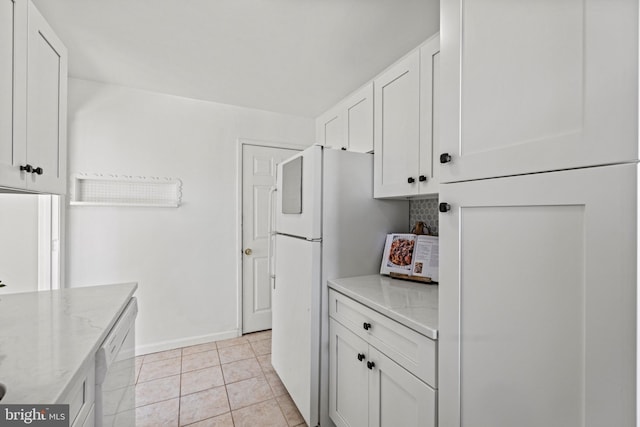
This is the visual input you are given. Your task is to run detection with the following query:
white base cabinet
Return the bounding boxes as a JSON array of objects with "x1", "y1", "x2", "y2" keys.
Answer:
[
  {"x1": 439, "y1": 163, "x2": 636, "y2": 427},
  {"x1": 57, "y1": 355, "x2": 96, "y2": 427},
  {"x1": 329, "y1": 290, "x2": 437, "y2": 427}
]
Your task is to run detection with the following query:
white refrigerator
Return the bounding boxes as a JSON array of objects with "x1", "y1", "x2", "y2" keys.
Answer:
[{"x1": 270, "y1": 145, "x2": 408, "y2": 427}]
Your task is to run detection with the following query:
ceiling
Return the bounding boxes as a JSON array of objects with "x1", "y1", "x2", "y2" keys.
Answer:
[{"x1": 33, "y1": 0, "x2": 439, "y2": 118}]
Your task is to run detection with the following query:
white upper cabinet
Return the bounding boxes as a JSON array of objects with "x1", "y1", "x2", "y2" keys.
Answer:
[
  {"x1": 440, "y1": 0, "x2": 638, "y2": 182},
  {"x1": 317, "y1": 105, "x2": 343, "y2": 150},
  {"x1": 374, "y1": 35, "x2": 440, "y2": 198},
  {"x1": 316, "y1": 83, "x2": 374, "y2": 153},
  {"x1": 0, "y1": 0, "x2": 27, "y2": 190},
  {"x1": 343, "y1": 84, "x2": 373, "y2": 153},
  {"x1": 0, "y1": 0, "x2": 67, "y2": 194},
  {"x1": 374, "y1": 50, "x2": 420, "y2": 197},
  {"x1": 25, "y1": 0, "x2": 67, "y2": 194}
]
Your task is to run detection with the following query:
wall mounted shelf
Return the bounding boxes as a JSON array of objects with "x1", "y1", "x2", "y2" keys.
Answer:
[{"x1": 70, "y1": 173, "x2": 182, "y2": 207}]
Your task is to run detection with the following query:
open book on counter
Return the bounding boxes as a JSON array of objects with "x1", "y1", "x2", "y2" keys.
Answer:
[{"x1": 380, "y1": 233, "x2": 439, "y2": 282}]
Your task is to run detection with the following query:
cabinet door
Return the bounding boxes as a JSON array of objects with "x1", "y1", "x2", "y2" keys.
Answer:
[
  {"x1": 344, "y1": 83, "x2": 373, "y2": 153},
  {"x1": 368, "y1": 346, "x2": 436, "y2": 427},
  {"x1": 26, "y1": 1, "x2": 67, "y2": 194},
  {"x1": 439, "y1": 164, "x2": 636, "y2": 427},
  {"x1": 418, "y1": 35, "x2": 439, "y2": 195},
  {"x1": 317, "y1": 106, "x2": 344, "y2": 150},
  {"x1": 440, "y1": 0, "x2": 638, "y2": 183},
  {"x1": 329, "y1": 319, "x2": 369, "y2": 427},
  {"x1": 374, "y1": 50, "x2": 420, "y2": 198},
  {"x1": 0, "y1": 0, "x2": 26, "y2": 189}
]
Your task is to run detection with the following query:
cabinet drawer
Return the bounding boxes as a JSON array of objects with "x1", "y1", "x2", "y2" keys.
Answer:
[{"x1": 329, "y1": 290, "x2": 437, "y2": 387}]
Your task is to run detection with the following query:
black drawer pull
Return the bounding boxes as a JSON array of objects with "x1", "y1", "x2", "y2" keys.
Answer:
[{"x1": 440, "y1": 153, "x2": 452, "y2": 164}]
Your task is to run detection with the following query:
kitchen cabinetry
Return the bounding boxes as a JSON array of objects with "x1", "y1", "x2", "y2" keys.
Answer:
[
  {"x1": 373, "y1": 35, "x2": 439, "y2": 198},
  {"x1": 0, "y1": 0, "x2": 27, "y2": 189},
  {"x1": 58, "y1": 356, "x2": 96, "y2": 427},
  {"x1": 438, "y1": 1, "x2": 638, "y2": 426},
  {"x1": 0, "y1": 0, "x2": 67, "y2": 194},
  {"x1": 438, "y1": 164, "x2": 636, "y2": 427},
  {"x1": 439, "y1": 0, "x2": 638, "y2": 183},
  {"x1": 328, "y1": 289, "x2": 437, "y2": 427},
  {"x1": 316, "y1": 83, "x2": 373, "y2": 153}
]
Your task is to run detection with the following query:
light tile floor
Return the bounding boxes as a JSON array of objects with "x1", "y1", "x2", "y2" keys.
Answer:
[{"x1": 134, "y1": 330, "x2": 308, "y2": 427}]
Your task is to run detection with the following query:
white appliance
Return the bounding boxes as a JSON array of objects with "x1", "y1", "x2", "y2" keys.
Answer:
[
  {"x1": 270, "y1": 145, "x2": 408, "y2": 427},
  {"x1": 95, "y1": 297, "x2": 138, "y2": 427}
]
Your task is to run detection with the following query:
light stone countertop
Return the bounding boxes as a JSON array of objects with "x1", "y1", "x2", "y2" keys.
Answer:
[
  {"x1": 328, "y1": 275, "x2": 438, "y2": 339},
  {"x1": 0, "y1": 282, "x2": 137, "y2": 404}
]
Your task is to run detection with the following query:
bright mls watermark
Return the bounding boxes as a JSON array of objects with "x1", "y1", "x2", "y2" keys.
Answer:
[{"x1": 0, "y1": 405, "x2": 69, "y2": 426}]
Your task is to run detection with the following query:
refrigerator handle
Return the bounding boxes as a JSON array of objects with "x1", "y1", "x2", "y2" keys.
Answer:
[{"x1": 267, "y1": 186, "x2": 277, "y2": 289}]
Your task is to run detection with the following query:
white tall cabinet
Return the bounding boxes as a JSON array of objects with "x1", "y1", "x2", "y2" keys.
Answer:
[
  {"x1": 0, "y1": 0, "x2": 67, "y2": 194},
  {"x1": 438, "y1": 1, "x2": 638, "y2": 426}
]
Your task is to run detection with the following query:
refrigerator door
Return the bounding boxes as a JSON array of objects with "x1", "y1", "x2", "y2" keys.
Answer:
[
  {"x1": 272, "y1": 234, "x2": 321, "y2": 427},
  {"x1": 276, "y1": 145, "x2": 322, "y2": 240}
]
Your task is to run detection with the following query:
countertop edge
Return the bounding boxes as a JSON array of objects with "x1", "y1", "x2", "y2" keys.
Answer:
[
  {"x1": 54, "y1": 282, "x2": 138, "y2": 403},
  {"x1": 328, "y1": 276, "x2": 438, "y2": 340}
]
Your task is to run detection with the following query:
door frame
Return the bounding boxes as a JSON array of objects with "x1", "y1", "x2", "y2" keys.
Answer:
[
  {"x1": 235, "y1": 138, "x2": 310, "y2": 336},
  {"x1": 37, "y1": 194, "x2": 63, "y2": 290}
]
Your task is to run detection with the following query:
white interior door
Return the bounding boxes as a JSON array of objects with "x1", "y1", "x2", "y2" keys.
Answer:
[{"x1": 242, "y1": 144, "x2": 299, "y2": 333}]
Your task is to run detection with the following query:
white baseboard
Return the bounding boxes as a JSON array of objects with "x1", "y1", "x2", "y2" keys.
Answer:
[{"x1": 136, "y1": 329, "x2": 240, "y2": 355}]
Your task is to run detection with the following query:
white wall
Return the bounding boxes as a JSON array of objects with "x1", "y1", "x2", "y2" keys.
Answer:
[
  {"x1": 0, "y1": 194, "x2": 39, "y2": 294},
  {"x1": 66, "y1": 78, "x2": 314, "y2": 354}
]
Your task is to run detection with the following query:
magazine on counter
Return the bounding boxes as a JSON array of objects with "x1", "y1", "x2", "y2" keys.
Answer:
[{"x1": 380, "y1": 233, "x2": 439, "y2": 282}]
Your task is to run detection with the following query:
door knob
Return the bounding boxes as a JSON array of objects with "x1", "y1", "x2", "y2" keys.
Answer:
[
  {"x1": 357, "y1": 353, "x2": 365, "y2": 362},
  {"x1": 419, "y1": 175, "x2": 427, "y2": 182},
  {"x1": 407, "y1": 177, "x2": 415, "y2": 184},
  {"x1": 244, "y1": 248, "x2": 253, "y2": 255},
  {"x1": 367, "y1": 361, "x2": 375, "y2": 370}
]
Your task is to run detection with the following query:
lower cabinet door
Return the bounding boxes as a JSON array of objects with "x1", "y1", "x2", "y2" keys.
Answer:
[
  {"x1": 329, "y1": 319, "x2": 369, "y2": 427},
  {"x1": 368, "y1": 347, "x2": 436, "y2": 427},
  {"x1": 439, "y1": 164, "x2": 637, "y2": 427}
]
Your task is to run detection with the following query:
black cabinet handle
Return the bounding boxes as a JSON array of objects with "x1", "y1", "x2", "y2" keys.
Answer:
[
  {"x1": 419, "y1": 175, "x2": 427, "y2": 182},
  {"x1": 407, "y1": 177, "x2": 415, "y2": 184},
  {"x1": 357, "y1": 353, "x2": 365, "y2": 362},
  {"x1": 439, "y1": 203, "x2": 451, "y2": 213},
  {"x1": 363, "y1": 322, "x2": 371, "y2": 331},
  {"x1": 32, "y1": 167, "x2": 43, "y2": 175},
  {"x1": 341, "y1": 147, "x2": 347, "y2": 151},
  {"x1": 367, "y1": 361, "x2": 375, "y2": 370},
  {"x1": 440, "y1": 153, "x2": 452, "y2": 164},
  {"x1": 20, "y1": 164, "x2": 33, "y2": 173}
]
